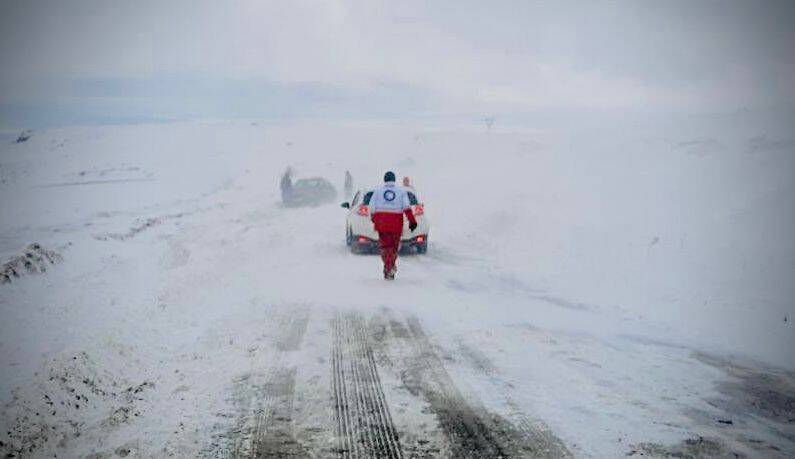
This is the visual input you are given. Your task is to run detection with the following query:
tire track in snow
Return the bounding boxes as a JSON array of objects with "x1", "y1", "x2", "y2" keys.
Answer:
[
  {"x1": 275, "y1": 312, "x2": 310, "y2": 352},
  {"x1": 332, "y1": 312, "x2": 403, "y2": 458},
  {"x1": 209, "y1": 307, "x2": 314, "y2": 458},
  {"x1": 374, "y1": 314, "x2": 571, "y2": 458},
  {"x1": 245, "y1": 309, "x2": 312, "y2": 457},
  {"x1": 229, "y1": 369, "x2": 308, "y2": 458},
  {"x1": 454, "y1": 338, "x2": 573, "y2": 458},
  {"x1": 400, "y1": 317, "x2": 511, "y2": 458},
  {"x1": 250, "y1": 368, "x2": 309, "y2": 458}
]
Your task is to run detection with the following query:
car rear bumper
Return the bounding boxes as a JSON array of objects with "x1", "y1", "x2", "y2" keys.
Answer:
[
  {"x1": 351, "y1": 234, "x2": 428, "y2": 253},
  {"x1": 401, "y1": 234, "x2": 428, "y2": 250},
  {"x1": 349, "y1": 216, "x2": 429, "y2": 241},
  {"x1": 352, "y1": 235, "x2": 378, "y2": 252}
]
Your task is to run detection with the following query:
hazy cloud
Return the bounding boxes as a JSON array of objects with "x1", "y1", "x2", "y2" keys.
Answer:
[{"x1": 1, "y1": 0, "x2": 794, "y2": 127}]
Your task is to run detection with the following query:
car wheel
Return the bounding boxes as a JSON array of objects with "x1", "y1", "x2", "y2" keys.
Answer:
[{"x1": 346, "y1": 226, "x2": 353, "y2": 247}]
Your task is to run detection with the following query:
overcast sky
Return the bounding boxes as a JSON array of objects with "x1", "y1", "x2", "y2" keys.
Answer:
[{"x1": 1, "y1": 0, "x2": 794, "y2": 128}]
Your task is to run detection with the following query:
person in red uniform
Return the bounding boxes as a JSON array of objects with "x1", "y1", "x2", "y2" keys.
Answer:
[{"x1": 368, "y1": 171, "x2": 417, "y2": 279}]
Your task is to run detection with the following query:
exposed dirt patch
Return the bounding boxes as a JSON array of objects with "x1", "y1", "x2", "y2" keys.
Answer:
[
  {"x1": 0, "y1": 351, "x2": 153, "y2": 458},
  {"x1": 1, "y1": 243, "x2": 62, "y2": 285},
  {"x1": 695, "y1": 354, "x2": 795, "y2": 429},
  {"x1": 685, "y1": 353, "x2": 795, "y2": 456},
  {"x1": 629, "y1": 353, "x2": 795, "y2": 458},
  {"x1": 628, "y1": 436, "x2": 739, "y2": 458},
  {"x1": 36, "y1": 178, "x2": 155, "y2": 188},
  {"x1": 15, "y1": 130, "x2": 32, "y2": 143},
  {"x1": 95, "y1": 216, "x2": 171, "y2": 241},
  {"x1": 94, "y1": 207, "x2": 211, "y2": 241}
]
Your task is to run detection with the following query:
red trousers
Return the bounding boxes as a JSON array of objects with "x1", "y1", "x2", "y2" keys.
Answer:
[
  {"x1": 378, "y1": 232, "x2": 401, "y2": 274},
  {"x1": 373, "y1": 211, "x2": 415, "y2": 276}
]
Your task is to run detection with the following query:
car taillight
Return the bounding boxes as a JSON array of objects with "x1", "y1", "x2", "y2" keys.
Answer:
[
  {"x1": 413, "y1": 204, "x2": 424, "y2": 216},
  {"x1": 357, "y1": 205, "x2": 369, "y2": 216},
  {"x1": 416, "y1": 235, "x2": 425, "y2": 243}
]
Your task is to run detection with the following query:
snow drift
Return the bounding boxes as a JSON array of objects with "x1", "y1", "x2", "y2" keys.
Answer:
[{"x1": 0, "y1": 115, "x2": 793, "y2": 457}]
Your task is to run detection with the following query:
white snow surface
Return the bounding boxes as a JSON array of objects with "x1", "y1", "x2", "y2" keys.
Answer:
[{"x1": 1, "y1": 118, "x2": 793, "y2": 457}]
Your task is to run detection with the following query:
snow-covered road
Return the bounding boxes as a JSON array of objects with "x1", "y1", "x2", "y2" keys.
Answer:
[{"x1": 1, "y1": 120, "x2": 793, "y2": 457}]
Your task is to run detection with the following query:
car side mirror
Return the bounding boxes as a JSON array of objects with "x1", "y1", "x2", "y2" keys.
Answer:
[{"x1": 341, "y1": 202, "x2": 350, "y2": 209}]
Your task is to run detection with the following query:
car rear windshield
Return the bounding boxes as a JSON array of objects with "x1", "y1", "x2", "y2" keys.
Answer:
[{"x1": 363, "y1": 190, "x2": 418, "y2": 205}]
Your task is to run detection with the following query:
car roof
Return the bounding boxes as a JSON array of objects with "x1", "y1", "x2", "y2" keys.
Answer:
[
  {"x1": 296, "y1": 177, "x2": 331, "y2": 184},
  {"x1": 357, "y1": 186, "x2": 419, "y2": 195}
]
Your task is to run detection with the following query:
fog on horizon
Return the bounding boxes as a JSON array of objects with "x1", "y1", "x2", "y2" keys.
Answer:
[{"x1": 1, "y1": 0, "x2": 794, "y2": 129}]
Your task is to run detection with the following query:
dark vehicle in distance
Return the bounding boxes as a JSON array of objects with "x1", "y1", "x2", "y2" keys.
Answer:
[{"x1": 281, "y1": 168, "x2": 337, "y2": 207}]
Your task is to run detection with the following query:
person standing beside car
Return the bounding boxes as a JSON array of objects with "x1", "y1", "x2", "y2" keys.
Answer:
[
  {"x1": 344, "y1": 170, "x2": 354, "y2": 200},
  {"x1": 369, "y1": 171, "x2": 417, "y2": 280},
  {"x1": 280, "y1": 167, "x2": 293, "y2": 201}
]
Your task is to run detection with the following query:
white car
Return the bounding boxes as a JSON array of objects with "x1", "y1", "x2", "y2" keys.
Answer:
[{"x1": 341, "y1": 188, "x2": 430, "y2": 254}]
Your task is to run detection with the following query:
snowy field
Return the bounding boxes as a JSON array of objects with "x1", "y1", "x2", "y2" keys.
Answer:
[{"x1": 1, "y1": 117, "x2": 793, "y2": 457}]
